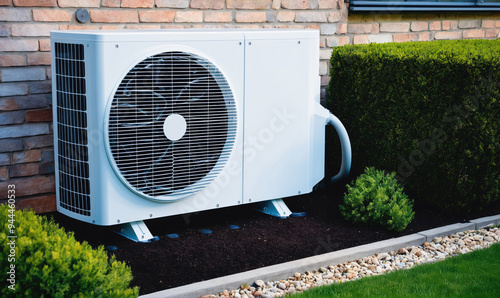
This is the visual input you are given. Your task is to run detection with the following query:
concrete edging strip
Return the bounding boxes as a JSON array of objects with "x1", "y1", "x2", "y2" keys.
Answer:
[
  {"x1": 140, "y1": 214, "x2": 500, "y2": 298},
  {"x1": 417, "y1": 222, "x2": 476, "y2": 243},
  {"x1": 470, "y1": 215, "x2": 500, "y2": 230}
]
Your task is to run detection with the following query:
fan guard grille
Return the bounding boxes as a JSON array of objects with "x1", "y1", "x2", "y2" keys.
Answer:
[{"x1": 108, "y1": 51, "x2": 237, "y2": 200}]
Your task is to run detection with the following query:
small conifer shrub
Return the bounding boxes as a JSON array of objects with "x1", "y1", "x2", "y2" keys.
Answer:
[
  {"x1": 0, "y1": 204, "x2": 138, "y2": 297},
  {"x1": 340, "y1": 167, "x2": 415, "y2": 232}
]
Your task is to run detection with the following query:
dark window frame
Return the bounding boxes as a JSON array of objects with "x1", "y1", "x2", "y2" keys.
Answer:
[{"x1": 349, "y1": 0, "x2": 500, "y2": 12}]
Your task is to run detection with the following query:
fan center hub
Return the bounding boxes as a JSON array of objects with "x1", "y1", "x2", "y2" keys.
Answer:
[{"x1": 163, "y1": 113, "x2": 187, "y2": 141}]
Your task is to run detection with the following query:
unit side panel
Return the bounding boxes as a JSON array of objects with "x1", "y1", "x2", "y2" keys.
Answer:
[{"x1": 243, "y1": 38, "x2": 314, "y2": 203}]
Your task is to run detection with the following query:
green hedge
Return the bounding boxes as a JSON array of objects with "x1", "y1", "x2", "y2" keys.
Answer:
[
  {"x1": 0, "y1": 204, "x2": 138, "y2": 297},
  {"x1": 327, "y1": 39, "x2": 500, "y2": 214}
]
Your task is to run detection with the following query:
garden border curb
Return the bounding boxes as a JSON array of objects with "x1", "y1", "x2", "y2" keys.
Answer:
[{"x1": 140, "y1": 214, "x2": 500, "y2": 298}]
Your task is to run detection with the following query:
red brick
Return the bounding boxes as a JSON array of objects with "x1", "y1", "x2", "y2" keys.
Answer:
[
  {"x1": 0, "y1": 8, "x2": 31, "y2": 21},
  {"x1": 122, "y1": 0, "x2": 154, "y2": 8},
  {"x1": 11, "y1": 149, "x2": 42, "y2": 164},
  {"x1": 434, "y1": 31, "x2": 461, "y2": 40},
  {"x1": 59, "y1": 25, "x2": 99, "y2": 30},
  {"x1": 0, "y1": 139, "x2": 23, "y2": 153},
  {"x1": 58, "y1": 0, "x2": 100, "y2": 7},
  {"x1": 235, "y1": 11, "x2": 266, "y2": 23},
  {"x1": 429, "y1": 21, "x2": 441, "y2": 31},
  {"x1": 0, "y1": 24, "x2": 10, "y2": 36},
  {"x1": 277, "y1": 11, "x2": 295, "y2": 22},
  {"x1": 11, "y1": 24, "x2": 58, "y2": 36},
  {"x1": 328, "y1": 11, "x2": 341, "y2": 23},
  {"x1": 0, "y1": 176, "x2": 55, "y2": 199},
  {"x1": 227, "y1": 0, "x2": 272, "y2": 9},
  {"x1": 23, "y1": 134, "x2": 53, "y2": 149},
  {"x1": 271, "y1": 0, "x2": 280, "y2": 9},
  {"x1": 482, "y1": 20, "x2": 496, "y2": 28},
  {"x1": 282, "y1": 0, "x2": 308, "y2": 9},
  {"x1": 463, "y1": 29, "x2": 485, "y2": 39},
  {"x1": 0, "y1": 54, "x2": 26, "y2": 67},
  {"x1": 19, "y1": 194, "x2": 56, "y2": 213},
  {"x1": 101, "y1": 25, "x2": 122, "y2": 30},
  {"x1": 380, "y1": 22, "x2": 410, "y2": 33},
  {"x1": 38, "y1": 39, "x2": 50, "y2": 51},
  {"x1": 319, "y1": 0, "x2": 336, "y2": 8},
  {"x1": 305, "y1": 24, "x2": 319, "y2": 30},
  {"x1": 27, "y1": 53, "x2": 49, "y2": 66},
  {"x1": 89, "y1": 10, "x2": 138, "y2": 23},
  {"x1": 33, "y1": 9, "x2": 71, "y2": 22},
  {"x1": 295, "y1": 11, "x2": 327, "y2": 23},
  {"x1": 0, "y1": 166, "x2": 7, "y2": 181},
  {"x1": 442, "y1": 20, "x2": 458, "y2": 31},
  {"x1": 371, "y1": 23, "x2": 379, "y2": 34},
  {"x1": 411, "y1": 21, "x2": 428, "y2": 32},
  {"x1": 0, "y1": 83, "x2": 29, "y2": 96},
  {"x1": 337, "y1": 23, "x2": 347, "y2": 34},
  {"x1": 139, "y1": 11, "x2": 175, "y2": 23},
  {"x1": 393, "y1": 33, "x2": 417, "y2": 43},
  {"x1": 124, "y1": 24, "x2": 161, "y2": 29},
  {"x1": 418, "y1": 32, "x2": 430, "y2": 41},
  {"x1": 26, "y1": 108, "x2": 52, "y2": 122},
  {"x1": 10, "y1": 163, "x2": 39, "y2": 177},
  {"x1": 102, "y1": 0, "x2": 120, "y2": 7},
  {"x1": 0, "y1": 0, "x2": 11, "y2": 6},
  {"x1": 191, "y1": 0, "x2": 224, "y2": 9},
  {"x1": 338, "y1": 0, "x2": 344, "y2": 9},
  {"x1": 353, "y1": 35, "x2": 369, "y2": 44},
  {"x1": 0, "y1": 110, "x2": 24, "y2": 125},
  {"x1": 1, "y1": 66, "x2": 45, "y2": 82},
  {"x1": 29, "y1": 81, "x2": 51, "y2": 94},
  {"x1": 458, "y1": 20, "x2": 479, "y2": 29},
  {"x1": 0, "y1": 154, "x2": 10, "y2": 166},
  {"x1": 175, "y1": 11, "x2": 203, "y2": 23},
  {"x1": 204, "y1": 11, "x2": 232, "y2": 23},
  {"x1": 13, "y1": 0, "x2": 56, "y2": 6},
  {"x1": 485, "y1": 29, "x2": 499, "y2": 38},
  {"x1": 0, "y1": 95, "x2": 48, "y2": 111},
  {"x1": 348, "y1": 23, "x2": 372, "y2": 34}
]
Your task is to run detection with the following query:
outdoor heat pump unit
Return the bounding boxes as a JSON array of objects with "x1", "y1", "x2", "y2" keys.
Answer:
[{"x1": 51, "y1": 29, "x2": 351, "y2": 242}]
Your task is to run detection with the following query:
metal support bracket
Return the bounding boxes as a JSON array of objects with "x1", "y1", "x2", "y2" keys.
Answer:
[
  {"x1": 254, "y1": 199, "x2": 292, "y2": 218},
  {"x1": 111, "y1": 220, "x2": 155, "y2": 243}
]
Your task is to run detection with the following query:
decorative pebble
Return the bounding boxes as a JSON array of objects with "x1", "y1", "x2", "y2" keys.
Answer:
[
  {"x1": 105, "y1": 245, "x2": 117, "y2": 251},
  {"x1": 206, "y1": 227, "x2": 500, "y2": 298},
  {"x1": 230, "y1": 225, "x2": 241, "y2": 230},
  {"x1": 166, "y1": 233, "x2": 179, "y2": 239},
  {"x1": 255, "y1": 280, "x2": 265, "y2": 288},
  {"x1": 201, "y1": 229, "x2": 212, "y2": 235},
  {"x1": 290, "y1": 212, "x2": 307, "y2": 217}
]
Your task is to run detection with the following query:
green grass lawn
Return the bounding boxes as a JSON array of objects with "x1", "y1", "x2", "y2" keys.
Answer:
[{"x1": 295, "y1": 243, "x2": 500, "y2": 297}]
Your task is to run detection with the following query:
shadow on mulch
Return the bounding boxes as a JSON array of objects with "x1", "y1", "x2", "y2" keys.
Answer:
[{"x1": 48, "y1": 183, "x2": 500, "y2": 295}]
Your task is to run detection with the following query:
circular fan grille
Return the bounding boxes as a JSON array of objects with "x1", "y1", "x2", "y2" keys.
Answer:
[{"x1": 108, "y1": 51, "x2": 237, "y2": 200}]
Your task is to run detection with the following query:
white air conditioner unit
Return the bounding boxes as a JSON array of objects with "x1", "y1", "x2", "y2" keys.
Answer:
[{"x1": 51, "y1": 30, "x2": 351, "y2": 242}]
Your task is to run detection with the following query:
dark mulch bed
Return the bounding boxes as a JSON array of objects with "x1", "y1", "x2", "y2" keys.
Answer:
[{"x1": 48, "y1": 184, "x2": 500, "y2": 295}]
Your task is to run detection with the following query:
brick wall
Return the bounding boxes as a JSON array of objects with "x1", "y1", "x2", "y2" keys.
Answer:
[{"x1": 0, "y1": 0, "x2": 498, "y2": 213}]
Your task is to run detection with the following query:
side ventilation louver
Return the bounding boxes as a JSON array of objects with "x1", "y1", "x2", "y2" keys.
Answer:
[{"x1": 55, "y1": 42, "x2": 91, "y2": 216}]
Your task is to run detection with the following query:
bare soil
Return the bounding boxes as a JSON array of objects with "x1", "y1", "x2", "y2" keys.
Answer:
[{"x1": 48, "y1": 184, "x2": 500, "y2": 295}]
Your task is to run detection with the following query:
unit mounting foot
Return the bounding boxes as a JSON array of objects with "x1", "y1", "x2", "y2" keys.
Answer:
[
  {"x1": 111, "y1": 220, "x2": 155, "y2": 243},
  {"x1": 254, "y1": 198, "x2": 292, "y2": 218}
]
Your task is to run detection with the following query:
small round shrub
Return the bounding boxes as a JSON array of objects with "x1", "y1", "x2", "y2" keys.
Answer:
[
  {"x1": 340, "y1": 167, "x2": 415, "y2": 232},
  {"x1": 0, "y1": 204, "x2": 138, "y2": 297}
]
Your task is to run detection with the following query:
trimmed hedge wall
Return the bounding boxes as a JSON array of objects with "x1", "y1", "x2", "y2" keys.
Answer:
[{"x1": 327, "y1": 39, "x2": 500, "y2": 214}]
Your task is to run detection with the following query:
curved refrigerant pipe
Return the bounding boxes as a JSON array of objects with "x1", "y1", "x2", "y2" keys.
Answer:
[
  {"x1": 314, "y1": 101, "x2": 351, "y2": 187},
  {"x1": 326, "y1": 112, "x2": 351, "y2": 183}
]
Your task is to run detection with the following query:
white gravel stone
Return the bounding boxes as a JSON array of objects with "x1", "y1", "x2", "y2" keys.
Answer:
[{"x1": 209, "y1": 227, "x2": 500, "y2": 298}]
